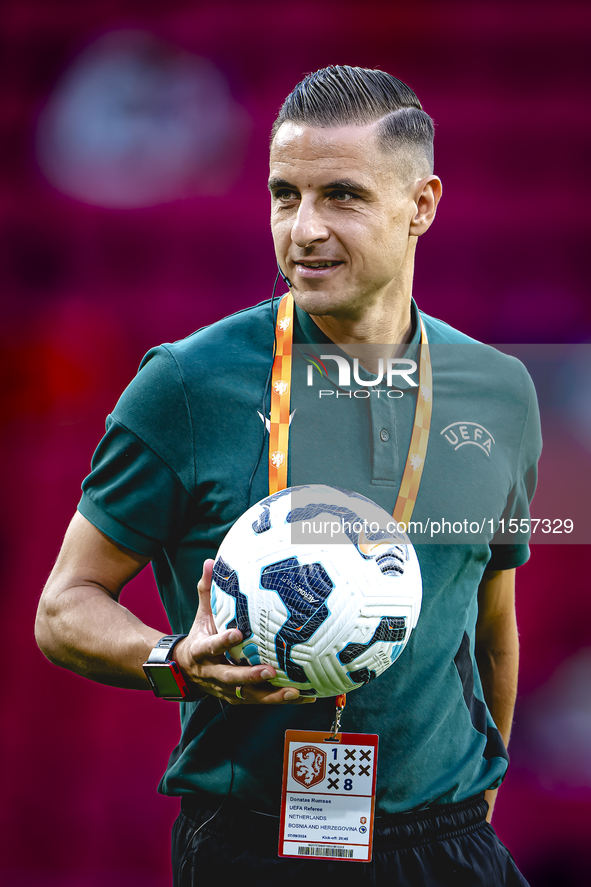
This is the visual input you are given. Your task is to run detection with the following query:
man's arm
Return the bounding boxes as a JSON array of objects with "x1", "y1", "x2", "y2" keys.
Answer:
[
  {"x1": 474, "y1": 567, "x2": 519, "y2": 823},
  {"x1": 35, "y1": 512, "x2": 313, "y2": 704}
]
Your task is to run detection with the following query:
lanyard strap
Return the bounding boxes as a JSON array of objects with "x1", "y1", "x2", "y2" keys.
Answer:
[
  {"x1": 268, "y1": 292, "x2": 295, "y2": 494},
  {"x1": 268, "y1": 294, "x2": 432, "y2": 525},
  {"x1": 392, "y1": 315, "x2": 432, "y2": 525}
]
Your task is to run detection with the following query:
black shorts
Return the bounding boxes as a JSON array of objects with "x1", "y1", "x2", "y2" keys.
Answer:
[{"x1": 172, "y1": 794, "x2": 530, "y2": 886}]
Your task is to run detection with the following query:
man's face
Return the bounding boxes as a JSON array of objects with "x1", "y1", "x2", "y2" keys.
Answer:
[{"x1": 269, "y1": 121, "x2": 422, "y2": 321}]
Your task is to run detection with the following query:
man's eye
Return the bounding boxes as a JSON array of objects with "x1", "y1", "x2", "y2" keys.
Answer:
[
  {"x1": 275, "y1": 189, "x2": 299, "y2": 201},
  {"x1": 330, "y1": 190, "x2": 356, "y2": 202}
]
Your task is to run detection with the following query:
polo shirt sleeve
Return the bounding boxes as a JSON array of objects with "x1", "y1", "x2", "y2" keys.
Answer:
[
  {"x1": 78, "y1": 346, "x2": 195, "y2": 557},
  {"x1": 486, "y1": 365, "x2": 542, "y2": 571}
]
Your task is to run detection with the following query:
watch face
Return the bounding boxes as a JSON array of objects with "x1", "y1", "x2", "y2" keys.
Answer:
[{"x1": 144, "y1": 663, "x2": 186, "y2": 698}]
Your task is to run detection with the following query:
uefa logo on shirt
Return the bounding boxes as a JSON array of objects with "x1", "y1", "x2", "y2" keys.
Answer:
[{"x1": 441, "y1": 422, "x2": 495, "y2": 456}]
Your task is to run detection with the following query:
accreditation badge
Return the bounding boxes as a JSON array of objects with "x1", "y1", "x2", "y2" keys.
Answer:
[{"x1": 279, "y1": 729, "x2": 378, "y2": 862}]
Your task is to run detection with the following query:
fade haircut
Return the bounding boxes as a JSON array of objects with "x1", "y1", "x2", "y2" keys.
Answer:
[{"x1": 271, "y1": 65, "x2": 434, "y2": 178}]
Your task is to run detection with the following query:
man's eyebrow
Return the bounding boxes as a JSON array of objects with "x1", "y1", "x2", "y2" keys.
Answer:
[
  {"x1": 268, "y1": 177, "x2": 295, "y2": 192},
  {"x1": 268, "y1": 176, "x2": 372, "y2": 195},
  {"x1": 323, "y1": 179, "x2": 371, "y2": 195}
]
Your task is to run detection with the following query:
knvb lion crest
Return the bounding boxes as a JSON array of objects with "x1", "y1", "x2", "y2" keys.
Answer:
[
  {"x1": 278, "y1": 317, "x2": 291, "y2": 332},
  {"x1": 409, "y1": 453, "x2": 424, "y2": 471},
  {"x1": 270, "y1": 451, "x2": 285, "y2": 469},
  {"x1": 273, "y1": 380, "x2": 289, "y2": 396},
  {"x1": 292, "y1": 746, "x2": 326, "y2": 788},
  {"x1": 420, "y1": 384, "x2": 432, "y2": 402}
]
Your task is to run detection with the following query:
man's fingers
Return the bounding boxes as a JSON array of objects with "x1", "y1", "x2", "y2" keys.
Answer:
[
  {"x1": 182, "y1": 588, "x2": 318, "y2": 706},
  {"x1": 199, "y1": 558, "x2": 214, "y2": 591},
  {"x1": 198, "y1": 627, "x2": 243, "y2": 659},
  {"x1": 196, "y1": 559, "x2": 215, "y2": 614},
  {"x1": 198, "y1": 659, "x2": 277, "y2": 686},
  {"x1": 231, "y1": 683, "x2": 317, "y2": 706},
  {"x1": 191, "y1": 559, "x2": 218, "y2": 636}
]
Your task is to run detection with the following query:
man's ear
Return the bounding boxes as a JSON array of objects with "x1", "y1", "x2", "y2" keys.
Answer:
[{"x1": 410, "y1": 175, "x2": 442, "y2": 236}]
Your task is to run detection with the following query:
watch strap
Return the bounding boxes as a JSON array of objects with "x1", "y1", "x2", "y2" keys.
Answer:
[
  {"x1": 143, "y1": 634, "x2": 192, "y2": 701},
  {"x1": 145, "y1": 634, "x2": 188, "y2": 665}
]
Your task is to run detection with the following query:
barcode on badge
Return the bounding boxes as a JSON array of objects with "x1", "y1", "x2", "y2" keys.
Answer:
[{"x1": 297, "y1": 845, "x2": 354, "y2": 858}]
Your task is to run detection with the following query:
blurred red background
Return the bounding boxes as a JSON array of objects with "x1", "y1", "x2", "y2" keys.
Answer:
[{"x1": 2, "y1": 1, "x2": 590, "y2": 884}]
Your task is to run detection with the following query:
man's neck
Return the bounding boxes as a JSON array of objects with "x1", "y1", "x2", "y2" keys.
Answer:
[
  {"x1": 309, "y1": 301, "x2": 412, "y2": 345},
  {"x1": 307, "y1": 294, "x2": 414, "y2": 370}
]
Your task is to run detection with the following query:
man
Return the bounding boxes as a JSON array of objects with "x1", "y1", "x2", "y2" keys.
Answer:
[{"x1": 36, "y1": 66, "x2": 540, "y2": 885}]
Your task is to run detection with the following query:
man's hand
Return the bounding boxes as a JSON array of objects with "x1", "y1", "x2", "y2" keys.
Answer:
[{"x1": 174, "y1": 560, "x2": 315, "y2": 705}]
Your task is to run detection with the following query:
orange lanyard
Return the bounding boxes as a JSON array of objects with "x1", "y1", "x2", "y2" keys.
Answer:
[
  {"x1": 268, "y1": 293, "x2": 295, "y2": 494},
  {"x1": 268, "y1": 294, "x2": 432, "y2": 526}
]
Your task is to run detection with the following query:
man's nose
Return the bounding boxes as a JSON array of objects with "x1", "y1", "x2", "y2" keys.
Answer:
[{"x1": 291, "y1": 197, "x2": 329, "y2": 247}]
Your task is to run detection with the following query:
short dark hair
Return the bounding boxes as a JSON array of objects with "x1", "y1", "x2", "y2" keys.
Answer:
[{"x1": 271, "y1": 65, "x2": 434, "y2": 175}]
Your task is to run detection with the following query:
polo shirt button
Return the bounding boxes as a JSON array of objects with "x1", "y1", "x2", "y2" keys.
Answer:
[{"x1": 380, "y1": 429, "x2": 390, "y2": 442}]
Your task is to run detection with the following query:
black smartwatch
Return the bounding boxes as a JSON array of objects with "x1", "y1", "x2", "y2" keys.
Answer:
[{"x1": 143, "y1": 634, "x2": 190, "y2": 700}]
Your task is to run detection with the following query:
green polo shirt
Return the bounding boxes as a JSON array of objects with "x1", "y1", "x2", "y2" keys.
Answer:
[{"x1": 79, "y1": 297, "x2": 541, "y2": 814}]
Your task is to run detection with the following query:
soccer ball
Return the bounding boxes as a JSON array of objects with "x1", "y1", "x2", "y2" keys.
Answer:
[{"x1": 210, "y1": 485, "x2": 422, "y2": 698}]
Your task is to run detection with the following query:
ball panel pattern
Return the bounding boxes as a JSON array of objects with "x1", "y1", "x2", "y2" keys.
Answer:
[
  {"x1": 338, "y1": 615, "x2": 407, "y2": 665},
  {"x1": 210, "y1": 485, "x2": 423, "y2": 698},
  {"x1": 260, "y1": 557, "x2": 334, "y2": 684},
  {"x1": 211, "y1": 556, "x2": 253, "y2": 639}
]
